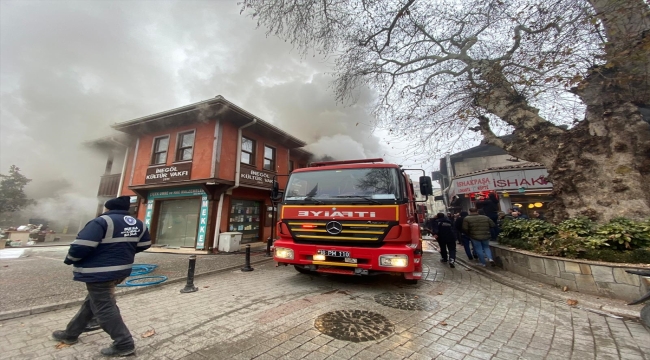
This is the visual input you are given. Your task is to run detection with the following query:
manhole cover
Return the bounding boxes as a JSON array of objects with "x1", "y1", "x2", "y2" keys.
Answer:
[
  {"x1": 314, "y1": 310, "x2": 394, "y2": 342},
  {"x1": 374, "y1": 292, "x2": 433, "y2": 311}
]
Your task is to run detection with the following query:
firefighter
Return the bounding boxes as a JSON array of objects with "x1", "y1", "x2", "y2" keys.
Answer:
[{"x1": 430, "y1": 212, "x2": 457, "y2": 268}]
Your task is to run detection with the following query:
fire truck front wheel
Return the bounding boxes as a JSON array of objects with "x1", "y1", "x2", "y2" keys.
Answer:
[
  {"x1": 402, "y1": 274, "x2": 418, "y2": 285},
  {"x1": 294, "y1": 265, "x2": 313, "y2": 275}
]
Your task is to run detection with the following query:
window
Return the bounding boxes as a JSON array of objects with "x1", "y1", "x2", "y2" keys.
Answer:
[
  {"x1": 176, "y1": 131, "x2": 195, "y2": 162},
  {"x1": 151, "y1": 136, "x2": 169, "y2": 165},
  {"x1": 285, "y1": 168, "x2": 400, "y2": 202},
  {"x1": 289, "y1": 160, "x2": 294, "y2": 173},
  {"x1": 264, "y1": 145, "x2": 276, "y2": 171},
  {"x1": 241, "y1": 137, "x2": 255, "y2": 165}
]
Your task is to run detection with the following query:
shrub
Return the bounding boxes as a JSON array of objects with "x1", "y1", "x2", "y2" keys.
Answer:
[
  {"x1": 590, "y1": 217, "x2": 650, "y2": 250},
  {"x1": 497, "y1": 217, "x2": 650, "y2": 263}
]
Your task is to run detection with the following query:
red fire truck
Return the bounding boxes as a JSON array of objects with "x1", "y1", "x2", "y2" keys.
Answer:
[{"x1": 271, "y1": 158, "x2": 433, "y2": 283}]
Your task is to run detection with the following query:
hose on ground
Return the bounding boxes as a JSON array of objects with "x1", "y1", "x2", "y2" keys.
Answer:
[{"x1": 117, "y1": 264, "x2": 168, "y2": 287}]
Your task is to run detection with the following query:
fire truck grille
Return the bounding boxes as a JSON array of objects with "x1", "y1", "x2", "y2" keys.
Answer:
[{"x1": 286, "y1": 220, "x2": 394, "y2": 243}]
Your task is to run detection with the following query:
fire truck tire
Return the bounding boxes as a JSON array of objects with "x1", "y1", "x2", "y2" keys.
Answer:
[
  {"x1": 402, "y1": 274, "x2": 418, "y2": 285},
  {"x1": 294, "y1": 265, "x2": 313, "y2": 274}
]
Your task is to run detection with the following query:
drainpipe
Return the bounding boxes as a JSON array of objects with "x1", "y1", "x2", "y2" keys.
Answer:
[
  {"x1": 110, "y1": 138, "x2": 130, "y2": 197},
  {"x1": 213, "y1": 118, "x2": 258, "y2": 251},
  {"x1": 116, "y1": 146, "x2": 129, "y2": 197}
]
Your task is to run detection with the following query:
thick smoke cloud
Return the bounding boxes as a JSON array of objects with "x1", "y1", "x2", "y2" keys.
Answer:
[{"x1": 0, "y1": 0, "x2": 395, "y2": 223}]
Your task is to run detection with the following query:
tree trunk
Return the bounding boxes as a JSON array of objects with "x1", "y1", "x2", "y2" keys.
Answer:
[
  {"x1": 548, "y1": 0, "x2": 650, "y2": 222},
  {"x1": 479, "y1": 0, "x2": 650, "y2": 223}
]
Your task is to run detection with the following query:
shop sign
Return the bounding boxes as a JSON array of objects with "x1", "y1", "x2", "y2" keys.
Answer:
[
  {"x1": 450, "y1": 168, "x2": 551, "y2": 196},
  {"x1": 144, "y1": 187, "x2": 208, "y2": 250},
  {"x1": 145, "y1": 163, "x2": 192, "y2": 184},
  {"x1": 239, "y1": 167, "x2": 274, "y2": 188}
]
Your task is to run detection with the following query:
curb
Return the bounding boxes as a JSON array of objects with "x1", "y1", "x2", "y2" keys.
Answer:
[
  {"x1": 454, "y1": 257, "x2": 642, "y2": 320},
  {"x1": 0, "y1": 257, "x2": 274, "y2": 322},
  {"x1": 424, "y1": 240, "x2": 642, "y2": 320}
]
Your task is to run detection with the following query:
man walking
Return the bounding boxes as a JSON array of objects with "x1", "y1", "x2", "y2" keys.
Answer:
[
  {"x1": 431, "y1": 212, "x2": 457, "y2": 268},
  {"x1": 51, "y1": 196, "x2": 150, "y2": 357},
  {"x1": 462, "y1": 207, "x2": 496, "y2": 267},
  {"x1": 476, "y1": 192, "x2": 500, "y2": 240}
]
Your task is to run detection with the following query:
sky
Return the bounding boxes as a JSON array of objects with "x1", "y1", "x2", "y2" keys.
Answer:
[{"x1": 0, "y1": 0, "x2": 449, "y2": 222}]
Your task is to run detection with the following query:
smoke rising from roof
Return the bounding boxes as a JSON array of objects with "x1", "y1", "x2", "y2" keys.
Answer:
[{"x1": 0, "y1": 1, "x2": 393, "y2": 222}]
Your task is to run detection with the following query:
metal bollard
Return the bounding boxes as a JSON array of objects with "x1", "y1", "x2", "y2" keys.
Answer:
[
  {"x1": 241, "y1": 244, "x2": 254, "y2": 272},
  {"x1": 265, "y1": 236, "x2": 273, "y2": 257},
  {"x1": 180, "y1": 255, "x2": 198, "y2": 293}
]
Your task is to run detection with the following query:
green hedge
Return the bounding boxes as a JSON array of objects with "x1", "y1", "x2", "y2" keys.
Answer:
[{"x1": 498, "y1": 217, "x2": 650, "y2": 263}]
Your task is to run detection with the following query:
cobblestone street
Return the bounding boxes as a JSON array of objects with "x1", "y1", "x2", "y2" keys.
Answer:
[{"x1": 1, "y1": 253, "x2": 648, "y2": 360}]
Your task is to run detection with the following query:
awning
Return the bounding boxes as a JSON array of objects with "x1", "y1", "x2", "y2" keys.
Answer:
[{"x1": 448, "y1": 168, "x2": 552, "y2": 198}]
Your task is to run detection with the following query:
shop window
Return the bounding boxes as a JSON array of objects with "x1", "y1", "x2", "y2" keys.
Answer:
[
  {"x1": 289, "y1": 160, "x2": 294, "y2": 173},
  {"x1": 151, "y1": 136, "x2": 169, "y2": 165},
  {"x1": 156, "y1": 198, "x2": 201, "y2": 248},
  {"x1": 229, "y1": 200, "x2": 261, "y2": 243},
  {"x1": 264, "y1": 145, "x2": 276, "y2": 171},
  {"x1": 176, "y1": 131, "x2": 195, "y2": 162},
  {"x1": 241, "y1": 137, "x2": 255, "y2": 165}
]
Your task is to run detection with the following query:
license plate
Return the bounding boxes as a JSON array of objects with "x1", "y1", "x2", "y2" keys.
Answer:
[
  {"x1": 317, "y1": 250, "x2": 350, "y2": 258},
  {"x1": 344, "y1": 258, "x2": 357, "y2": 264}
]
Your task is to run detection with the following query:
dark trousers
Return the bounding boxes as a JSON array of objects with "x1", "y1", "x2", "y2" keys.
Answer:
[
  {"x1": 65, "y1": 279, "x2": 134, "y2": 350},
  {"x1": 437, "y1": 237, "x2": 456, "y2": 261},
  {"x1": 460, "y1": 234, "x2": 475, "y2": 260}
]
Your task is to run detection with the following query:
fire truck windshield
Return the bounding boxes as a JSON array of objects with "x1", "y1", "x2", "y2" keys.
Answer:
[{"x1": 284, "y1": 168, "x2": 401, "y2": 203}]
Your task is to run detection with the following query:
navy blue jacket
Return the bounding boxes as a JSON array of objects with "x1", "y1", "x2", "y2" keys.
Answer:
[
  {"x1": 431, "y1": 217, "x2": 455, "y2": 241},
  {"x1": 64, "y1": 210, "x2": 151, "y2": 283}
]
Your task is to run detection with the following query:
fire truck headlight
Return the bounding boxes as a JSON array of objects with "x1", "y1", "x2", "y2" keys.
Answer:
[
  {"x1": 313, "y1": 254, "x2": 326, "y2": 261},
  {"x1": 379, "y1": 255, "x2": 408, "y2": 267},
  {"x1": 275, "y1": 247, "x2": 294, "y2": 260}
]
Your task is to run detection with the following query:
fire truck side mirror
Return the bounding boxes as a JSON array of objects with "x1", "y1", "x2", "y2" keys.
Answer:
[{"x1": 419, "y1": 176, "x2": 433, "y2": 196}]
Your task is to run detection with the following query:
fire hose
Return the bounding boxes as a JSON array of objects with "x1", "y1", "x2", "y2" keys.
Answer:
[{"x1": 117, "y1": 264, "x2": 168, "y2": 287}]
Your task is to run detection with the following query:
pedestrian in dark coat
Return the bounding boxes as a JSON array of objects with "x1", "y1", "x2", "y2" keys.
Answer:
[
  {"x1": 463, "y1": 207, "x2": 496, "y2": 267},
  {"x1": 476, "y1": 192, "x2": 500, "y2": 240},
  {"x1": 431, "y1": 212, "x2": 457, "y2": 268},
  {"x1": 455, "y1": 211, "x2": 476, "y2": 261},
  {"x1": 51, "y1": 196, "x2": 151, "y2": 357}
]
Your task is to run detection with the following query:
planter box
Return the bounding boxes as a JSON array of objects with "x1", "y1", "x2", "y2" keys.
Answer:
[{"x1": 490, "y1": 242, "x2": 650, "y2": 302}]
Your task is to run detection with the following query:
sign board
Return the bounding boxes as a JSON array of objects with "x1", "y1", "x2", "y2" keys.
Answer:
[
  {"x1": 144, "y1": 187, "x2": 208, "y2": 250},
  {"x1": 449, "y1": 168, "x2": 551, "y2": 197},
  {"x1": 239, "y1": 167, "x2": 274, "y2": 189},
  {"x1": 145, "y1": 163, "x2": 192, "y2": 184}
]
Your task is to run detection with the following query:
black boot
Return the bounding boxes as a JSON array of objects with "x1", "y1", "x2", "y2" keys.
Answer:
[
  {"x1": 50, "y1": 330, "x2": 78, "y2": 345},
  {"x1": 100, "y1": 344, "x2": 136, "y2": 357}
]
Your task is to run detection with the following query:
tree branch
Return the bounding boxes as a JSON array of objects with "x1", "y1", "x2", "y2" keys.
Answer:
[{"x1": 475, "y1": 116, "x2": 506, "y2": 148}]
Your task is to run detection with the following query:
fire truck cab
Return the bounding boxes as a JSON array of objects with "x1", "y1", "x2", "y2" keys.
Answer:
[{"x1": 271, "y1": 158, "x2": 433, "y2": 283}]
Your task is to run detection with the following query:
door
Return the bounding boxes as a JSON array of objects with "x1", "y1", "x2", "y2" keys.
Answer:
[{"x1": 156, "y1": 198, "x2": 201, "y2": 247}]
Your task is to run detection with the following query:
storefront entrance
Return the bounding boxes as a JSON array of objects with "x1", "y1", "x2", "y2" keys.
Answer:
[
  {"x1": 228, "y1": 199, "x2": 261, "y2": 243},
  {"x1": 156, "y1": 198, "x2": 201, "y2": 247}
]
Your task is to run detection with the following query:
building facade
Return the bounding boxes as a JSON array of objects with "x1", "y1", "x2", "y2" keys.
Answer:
[
  {"x1": 91, "y1": 96, "x2": 311, "y2": 252},
  {"x1": 435, "y1": 140, "x2": 553, "y2": 217}
]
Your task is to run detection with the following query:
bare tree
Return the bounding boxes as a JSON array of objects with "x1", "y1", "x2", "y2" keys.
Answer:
[{"x1": 241, "y1": 0, "x2": 650, "y2": 222}]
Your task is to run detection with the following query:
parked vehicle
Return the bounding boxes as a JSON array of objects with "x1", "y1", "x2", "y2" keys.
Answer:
[{"x1": 271, "y1": 158, "x2": 433, "y2": 284}]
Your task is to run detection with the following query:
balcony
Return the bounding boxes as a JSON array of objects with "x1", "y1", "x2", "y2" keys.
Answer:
[{"x1": 98, "y1": 173, "x2": 121, "y2": 197}]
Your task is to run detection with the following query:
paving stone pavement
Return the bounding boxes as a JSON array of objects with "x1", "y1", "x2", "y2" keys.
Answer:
[{"x1": 1, "y1": 253, "x2": 649, "y2": 360}]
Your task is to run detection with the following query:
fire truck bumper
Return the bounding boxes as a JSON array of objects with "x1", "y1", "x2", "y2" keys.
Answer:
[{"x1": 272, "y1": 239, "x2": 422, "y2": 277}]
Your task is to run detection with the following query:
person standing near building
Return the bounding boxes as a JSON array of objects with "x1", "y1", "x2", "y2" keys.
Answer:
[
  {"x1": 431, "y1": 212, "x2": 457, "y2": 268},
  {"x1": 476, "y1": 192, "x2": 500, "y2": 240},
  {"x1": 455, "y1": 211, "x2": 475, "y2": 261},
  {"x1": 462, "y1": 207, "x2": 496, "y2": 267},
  {"x1": 51, "y1": 196, "x2": 151, "y2": 357}
]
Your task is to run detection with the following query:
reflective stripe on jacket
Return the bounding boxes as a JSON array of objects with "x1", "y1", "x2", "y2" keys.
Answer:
[{"x1": 64, "y1": 210, "x2": 151, "y2": 283}]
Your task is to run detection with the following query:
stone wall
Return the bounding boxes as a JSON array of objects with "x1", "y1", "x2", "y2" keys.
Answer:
[{"x1": 491, "y1": 243, "x2": 650, "y2": 302}]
